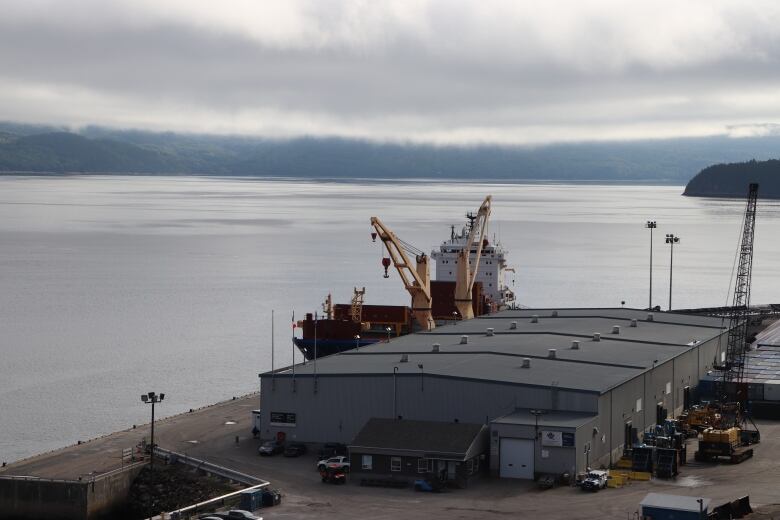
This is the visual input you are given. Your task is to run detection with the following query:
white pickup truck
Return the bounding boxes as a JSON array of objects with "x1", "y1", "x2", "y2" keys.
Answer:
[
  {"x1": 317, "y1": 455, "x2": 350, "y2": 472},
  {"x1": 580, "y1": 470, "x2": 608, "y2": 491}
]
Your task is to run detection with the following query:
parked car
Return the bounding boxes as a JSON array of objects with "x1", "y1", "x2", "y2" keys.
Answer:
[
  {"x1": 258, "y1": 440, "x2": 284, "y2": 456},
  {"x1": 317, "y1": 442, "x2": 347, "y2": 459},
  {"x1": 199, "y1": 512, "x2": 261, "y2": 520},
  {"x1": 580, "y1": 470, "x2": 608, "y2": 492},
  {"x1": 413, "y1": 478, "x2": 445, "y2": 492},
  {"x1": 320, "y1": 466, "x2": 347, "y2": 484},
  {"x1": 283, "y1": 442, "x2": 307, "y2": 457},
  {"x1": 317, "y1": 455, "x2": 350, "y2": 472}
]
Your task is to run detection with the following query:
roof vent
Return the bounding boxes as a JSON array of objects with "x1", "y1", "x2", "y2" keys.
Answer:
[
  {"x1": 593, "y1": 333, "x2": 601, "y2": 342},
  {"x1": 521, "y1": 358, "x2": 531, "y2": 368},
  {"x1": 647, "y1": 313, "x2": 654, "y2": 322},
  {"x1": 400, "y1": 354, "x2": 408, "y2": 363},
  {"x1": 548, "y1": 349, "x2": 557, "y2": 359},
  {"x1": 432, "y1": 343, "x2": 440, "y2": 353},
  {"x1": 552, "y1": 310, "x2": 559, "y2": 317},
  {"x1": 531, "y1": 315, "x2": 539, "y2": 323},
  {"x1": 571, "y1": 340, "x2": 580, "y2": 350},
  {"x1": 510, "y1": 321, "x2": 517, "y2": 330},
  {"x1": 486, "y1": 328, "x2": 494, "y2": 337},
  {"x1": 612, "y1": 325, "x2": 621, "y2": 334},
  {"x1": 460, "y1": 335, "x2": 469, "y2": 345},
  {"x1": 630, "y1": 319, "x2": 638, "y2": 327}
]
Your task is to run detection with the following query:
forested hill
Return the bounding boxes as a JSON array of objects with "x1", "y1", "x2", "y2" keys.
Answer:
[
  {"x1": 4, "y1": 122, "x2": 780, "y2": 184},
  {"x1": 683, "y1": 159, "x2": 780, "y2": 198}
]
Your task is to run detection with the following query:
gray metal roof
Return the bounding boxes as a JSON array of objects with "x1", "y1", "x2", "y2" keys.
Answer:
[
  {"x1": 640, "y1": 493, "x2": 711, "y2": 512},
  {"x1": 349, "y1": 418, "x2": 485, "y2": 458},
  {"x1": 492, "y1": 409, "x2": 597, "y2": 429},
  {"x1": 270, "y1": 308, "x2": 726, "y2": 394}
]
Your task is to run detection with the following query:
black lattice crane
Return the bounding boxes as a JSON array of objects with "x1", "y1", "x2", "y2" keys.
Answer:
[{"x1": 721, "y1": 183, "x2": 759, "y2": 407}]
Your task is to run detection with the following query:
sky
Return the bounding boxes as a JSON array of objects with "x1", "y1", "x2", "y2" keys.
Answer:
[{"x1": 2, "y1": 0, "x2": 780, "y2": 145}]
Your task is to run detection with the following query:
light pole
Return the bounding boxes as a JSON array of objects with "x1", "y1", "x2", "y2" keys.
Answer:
[
  {"x1": 418, "y1": 363, "x2": 424, "y2": 392},
  {"x1": 393, "y1": 366, "x2": 399, "y2": 418},
  {"x1": 141, "y1": 391, "x2": 164, "y2": 470},
  {"x1": 665, "y1": 234, "x2": 680, "y2": 310},
  {"x1": 646, "y1": 221, "x2": 656, "y2": 310},
  {"x1": 386, "y1": 326, "x2": 392, "y2": 343},
  {"x1": 530, "y1": 409, "x2": 546, "y2": 472},
  {"x1": 354, "y1": 334, "x2": 360, "y2": 352}
]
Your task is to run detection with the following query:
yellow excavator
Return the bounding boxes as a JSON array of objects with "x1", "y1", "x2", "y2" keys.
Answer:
[
  {"x1": 370, "y1": 217, "x2": 435, "y2": 331},
  {"x1": 454, "y1": 196, "x2": 492, "y2": 320}
]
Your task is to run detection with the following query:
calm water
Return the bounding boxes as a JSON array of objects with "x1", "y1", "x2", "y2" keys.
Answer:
[{"x1": 1, "y1": 175, "x2": 780, "y2": 463}]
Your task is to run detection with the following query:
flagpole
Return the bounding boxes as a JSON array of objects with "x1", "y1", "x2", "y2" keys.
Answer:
[
  {"x1": 292, "y1": 311, "x2": 296, "y2": 392},
  {"x1": 271, "y1": 309, "x2": 275, "y2": 390},
  {"x1": 314, "y1": 311, "x2": 318, "y2": 393}
]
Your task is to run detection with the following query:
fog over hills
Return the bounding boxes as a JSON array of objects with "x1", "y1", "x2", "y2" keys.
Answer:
[{"x1": 1, "y1": 121, "x2": 780, "y2": 184}]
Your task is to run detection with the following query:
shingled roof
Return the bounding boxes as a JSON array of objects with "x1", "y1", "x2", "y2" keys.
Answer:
[{"x1": 349, "y1": 418, "x2": 487, "y2": 459}]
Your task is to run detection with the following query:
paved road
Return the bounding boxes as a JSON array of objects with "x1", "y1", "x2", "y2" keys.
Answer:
[
  {"x1": 0, "y1": 394, "x2": 258, "y2": 480},
  {"x1": 3, "y1": 394, "x2": 779, "y2": 519}
]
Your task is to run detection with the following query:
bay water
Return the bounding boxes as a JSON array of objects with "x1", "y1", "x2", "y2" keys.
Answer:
[{"x1": 1, "y1": 175, "x2": 779, "y2": 463}]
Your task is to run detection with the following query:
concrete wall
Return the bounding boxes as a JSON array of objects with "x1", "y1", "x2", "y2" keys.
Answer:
[
  {"x1": 0, "y1": 463, "x2": 145, "y2": 520},
  {"x1": 259, "y1": 374, "x2": 598, "y2": 444}
]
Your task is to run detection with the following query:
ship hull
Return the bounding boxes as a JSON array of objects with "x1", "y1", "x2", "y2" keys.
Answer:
[{"x1": 294, "y1": 337, "x2": 382, "y2": 360}]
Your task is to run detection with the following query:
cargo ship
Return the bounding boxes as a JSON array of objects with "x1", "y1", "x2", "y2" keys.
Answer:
[{"x1": 294, "y1": 208, "x2": 515, "y2": 360}]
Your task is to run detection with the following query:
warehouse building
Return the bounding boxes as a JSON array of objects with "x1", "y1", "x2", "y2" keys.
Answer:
[{"x1": 259, "y1": 308, "x2": 727, "y2": 478}]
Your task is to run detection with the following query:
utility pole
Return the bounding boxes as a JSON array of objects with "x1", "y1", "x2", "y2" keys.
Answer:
[
  {"x1": 665, "y1": 234, "x2": 680, "y2": 310},
  {"x1": 646, "y1": 221, "x2": 656, "y2": 309}
]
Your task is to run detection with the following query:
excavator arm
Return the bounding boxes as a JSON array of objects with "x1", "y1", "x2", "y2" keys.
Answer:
[
  {"x1": 370, "y1": 217, "x2": 435, "y2": 331},
  {"x1": 454, "y1": 195, "x2": 492, "y2": 320}
]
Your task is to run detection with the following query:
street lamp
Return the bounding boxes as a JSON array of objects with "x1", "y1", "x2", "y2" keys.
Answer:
[
  {"x1": 393, "y1": 366, "x2": 399, "y2": 418},
  {"x1": 529, "y1": 409, "x2": 547, "y2": 437},
  {"x1": 665, "y1": 234, "x2": 680, "y2": 310},
  {"x1": 645, "y1": 221, "x2": 656, "y2": 310},
  {"x1": 386, "y1": 326, "x2": 392, "y2": 343},
  {"x1": 418, "y1": 363, "x2": 424, "y2": 392},
  {"x1": 354, "y1": 334, "x2": 360, "y2": 352},
  {"x1": 141, "y1": 391, "x2": 164, "y2": 469},
  {"x1": 452, "y1": 311, "x2": 459, "y2": 325}
]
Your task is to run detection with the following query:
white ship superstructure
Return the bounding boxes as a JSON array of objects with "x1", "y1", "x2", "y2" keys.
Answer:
[{"x1": 431, "y1": 222, "x2": 515, "y2": 309}]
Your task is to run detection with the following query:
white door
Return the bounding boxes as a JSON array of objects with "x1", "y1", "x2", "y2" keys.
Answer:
[{"x1": 499, "y1": 438, "x2": 534, "y2": 479}]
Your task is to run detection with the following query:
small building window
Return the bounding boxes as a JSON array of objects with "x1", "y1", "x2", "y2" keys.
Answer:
[
  {"x1": 417, "y1": 458, "x2": 431, "y2": 473},
  {"x1": 466, "y1": 459, "x2": 474, "y2": 473},
  {"x1": 391, "y1": 457, "x2": 402, "y2": 472},
  {"x1": 636, "y1": 398, "x2": 642, "y2": 413},
  {"x1": 362, "y1": 455, "x2": 373, "y2": 470}
]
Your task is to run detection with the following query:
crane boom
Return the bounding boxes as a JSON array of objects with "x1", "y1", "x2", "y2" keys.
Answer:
[
  {"x1": 454, "y1": 196, "x2": 492, "y2": 320},
  {"x1": 370, "y1": 217, "x2": 435, "y2": 331},
  {"x1": 722, "y1": 183, "x2": 759, "y2": 404}
]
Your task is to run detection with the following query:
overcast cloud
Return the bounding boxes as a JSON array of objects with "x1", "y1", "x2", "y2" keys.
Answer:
[{"x1": 2, "y1": 0, "x2": 780, "y2": 144}]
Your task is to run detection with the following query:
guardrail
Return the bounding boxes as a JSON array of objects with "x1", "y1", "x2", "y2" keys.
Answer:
[
  {"x1": 0, "y1": 460, "x2": 147, "y2": 485},
  {"x1": 153, "y1": 447, "x2": 267, "y2": 486}
]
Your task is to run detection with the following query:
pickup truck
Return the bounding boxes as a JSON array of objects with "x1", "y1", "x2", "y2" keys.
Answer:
[
  {"x1": 580, "y1": 470, "x2": 608, "y2": 492},
  {"x1": 317, "y1": 455, "x2": 350, "y2": 472}
]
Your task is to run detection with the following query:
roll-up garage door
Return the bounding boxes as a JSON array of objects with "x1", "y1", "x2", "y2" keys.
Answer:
[{"x1": 499, "y1": 438, "x2": 534, "y2": 479}]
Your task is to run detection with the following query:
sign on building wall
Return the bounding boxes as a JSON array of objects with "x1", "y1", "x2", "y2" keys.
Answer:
[
  {"x1": 541, "y1": 430, "x2": 562, "y2": 446},
  {"x1": 562, "y1": 432, "x2": 575, "y2": 447},
  {"x1": 270, "y1": 412, "x2": 297, "y2": 427}
]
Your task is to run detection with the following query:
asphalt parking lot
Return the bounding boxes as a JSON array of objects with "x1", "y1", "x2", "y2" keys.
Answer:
[{"x1": 4, "y1": 394, "x2": 780, "y2": 519}]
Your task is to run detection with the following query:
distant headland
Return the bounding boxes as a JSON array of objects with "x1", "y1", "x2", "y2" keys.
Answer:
[{"x1": 683, "y1": 159, "x2": 780, "y2": 199}]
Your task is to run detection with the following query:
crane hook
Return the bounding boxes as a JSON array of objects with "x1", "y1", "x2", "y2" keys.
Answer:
[
  {"x1": 371, "y1": 232, "x2": 377, "y2": 242},
  {"x1": 381, "y1": 257, "x2": 391, "y2": 278}
]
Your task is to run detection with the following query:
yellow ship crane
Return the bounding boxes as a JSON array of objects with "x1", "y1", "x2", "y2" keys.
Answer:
[
  {"x1": 370, "y1": 217, "x2": 435, "y2": 331},
  {"x1": 454, "y1": 195, "x2": 492, "y2": 320}
]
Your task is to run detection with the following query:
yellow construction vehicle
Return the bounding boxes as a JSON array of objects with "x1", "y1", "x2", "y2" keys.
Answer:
[
  {"x1": 454, "y1": 196, "x2": 492, "y2": 320},
  {"x1": 370, "y1": 217, "x2": 435, "y2": 331}
]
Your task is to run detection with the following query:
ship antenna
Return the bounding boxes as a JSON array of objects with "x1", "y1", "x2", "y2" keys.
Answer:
[
  {"x1": 451, "y1": 225, "x2": 455, "y2": 240},
  {"x1": 465, "y1": 211, "x2": 477, "y2": 233}
]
